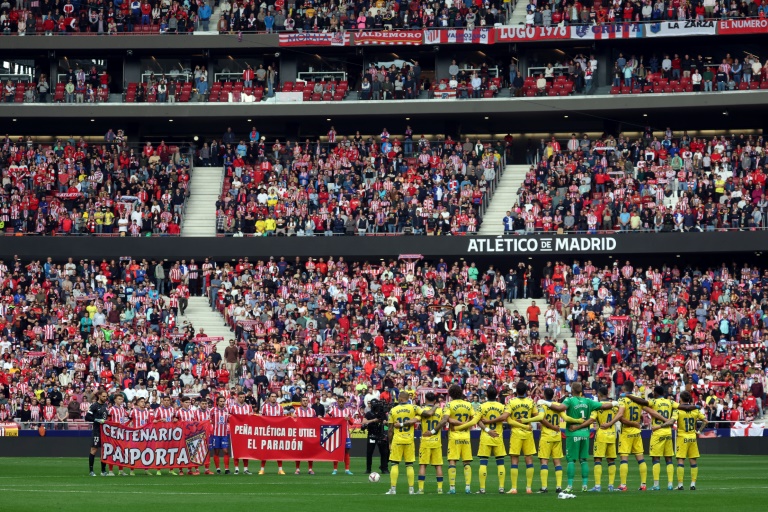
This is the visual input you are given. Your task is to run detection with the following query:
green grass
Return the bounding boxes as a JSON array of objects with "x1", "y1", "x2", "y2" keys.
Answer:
[{"x1": 1, "y1": 456, "x2": 766, "y2": 512}]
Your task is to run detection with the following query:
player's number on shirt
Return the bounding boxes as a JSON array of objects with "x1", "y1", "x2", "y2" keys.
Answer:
[
  {"x1": 455, "y1": 413, "x2": 470, "y2": 423},
  {"x1": 684, "y1": 418, "x2": 696, "y2": 432},
  {"x1": 546, "y1": 413, "x2": 560, "y2": 426},
  {"x1": 425, "y1": 419, "x2": 439, "y2": 431},
  {"x1": 513, "y1": 411, "x2": 528, "y2": 421},
  {"x1": 398, "y1": 417, "x2": 411, "y2": 432},
  {"x1": 629, "y1": 407, "x2": 640, "y2": 422}
]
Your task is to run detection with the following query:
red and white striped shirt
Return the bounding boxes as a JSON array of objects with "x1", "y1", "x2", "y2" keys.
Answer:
[
  {"x1": 229, "y1": 403, "x2": 253, "y2": 415},
  {"x1": 210, "y1": 407, "x2": 230, "y2": 436},
  {"x1": 175, "y1": 407, "x2": 199, "y2": 422},
  {"x1": 294, "y1": 406, "x2": 316, "y2": 418},
  {"x1": 153, "y1": 406, "x2": 175, "y2": 422},
  {"x1": 109, "y1": 405, "x2": 128, "y2": 424},
  {"x1": 260, "y1": 402, "x2": 284, "y2": 417},
  {"x1": 130, "y1": 408, "x2": 151, "y2": 427}
]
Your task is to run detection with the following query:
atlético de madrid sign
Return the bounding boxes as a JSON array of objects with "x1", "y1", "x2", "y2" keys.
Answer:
[{"x1": 467, "y1": 236, "x2": 617, "y2": 254}]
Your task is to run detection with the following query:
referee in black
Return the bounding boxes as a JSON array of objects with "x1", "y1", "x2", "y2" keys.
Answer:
[{"x1": 85, "y1": 390, "x2": 110, "y2": 476}]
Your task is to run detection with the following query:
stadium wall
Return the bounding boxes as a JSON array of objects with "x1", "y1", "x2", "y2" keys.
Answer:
[
  {"x1": 3, "y1": 431, "x2": 767, "y2": 458},
  {"x1": 0, "y1": 232, "x2": 763, "y2": 261}
]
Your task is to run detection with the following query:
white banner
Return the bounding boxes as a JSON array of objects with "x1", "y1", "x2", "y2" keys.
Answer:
[
  {"x1": 645, "y1": 20, "x2": 717, "y2": 37},
  {"x1": 731, "y1": 421, "x2": 765, "y2": 437}
]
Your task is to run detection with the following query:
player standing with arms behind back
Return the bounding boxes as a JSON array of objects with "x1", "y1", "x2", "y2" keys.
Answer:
[
  {"x1": 417, "y1": 392, "x2": 444, "y2": 494},
  {"x1": 673, "y1": 391, "x2": 708, "y2": 490},
  {"x1": 107, "y1": 394, "x2": 130, "y2": 476},
  {"x1": 209, "y1": 395, "x2": 232, "y2": 475},
  {"x1": 85, "y1": 390, "x2": 109, "y2": 476},
  {"x1": 443, "y1": 384, "x2": 475, "y2": 494},
  {"x1": 229, "y1": 392, "x2": 254, "y2": 475},
  {"x1": 545, "y1": 381, "x2": 617, "y2": 492},
  {"x1": 294, "y1": 395, "x2": 316, "y2": 475},
  {"x1": 386, "y1": 391, "x2": 422, "y2": 495}
]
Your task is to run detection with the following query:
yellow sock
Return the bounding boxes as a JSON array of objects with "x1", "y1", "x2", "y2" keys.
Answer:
[
  {"x1": 448, "y1": 467, "x2": 456, "y2": 487},
  {"x1": 479, "y1": 465, "x2": 488, "y2": 490},
  {"x1": 555, "y1": 467, "x2": 563, "y2": 488},
  {"x1": 608, "y1": 464, "x2": 616, "y2": 486},
  {"x1": 463, "y1": 464, "x2": 472, "y2": 486},
  {"x1": 497, "y1": 465, "x2": 506, "y2": 490},
  {"x1": 677, "y1": 465, "x2": 685, "y2": 485},
  {"x1": 390, "y1": 465, "x2": 399, "y2": 488},
  {"x1": 540, "y1": 468, "x2": 549, "y2": 489},
  {"x1": 691, "y1": 466, "x2": 698, "y2": 484},
  {"x1": 510, "y1": 466, "x2": 518, "y2": 490},
  {"x1": 418, "y1": 477, "x2": 424, "y2": 492},
  {"x1": 406, "y1": 466, "x2": 414, "y2": 487},
  {"x1": 653, "y1": 462, "x2": 661, "y2": 483},
  {"x1": 526, "y1": 466, "x2": 534, "y2": 489},
  {"x1": 594, "y1": 464, "x2": 602, "y2": 487},
  {"x1": 620, "y1": 462, "x2": 628, "y2": 485},
  {"x1": 437, "y1": 476, "x2": 443, "y2": 492},
  {"x1": 639, "y1": 462, "x2": 647, "y2": 485},
  {"x1": 666, "y1": 464, "x2": 674, "y2": 485}
]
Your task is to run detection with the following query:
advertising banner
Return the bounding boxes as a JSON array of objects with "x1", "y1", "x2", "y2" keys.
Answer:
[
  {"x1": 229, "y1": 415, "x2": 347, "y2": 461},
  {"x1": 570, "y1": 23, "x2": 643, "y2": 40},
  {"x1": 645, "y1": 20, "x2": 717, "y2": 37},
  {"x1": 354, "y1": 30, "x2": 422, "y2": 45},
  {"x1": 278, "y1": 32, "x2": 349, "y2": 46},
  {"x1": 718, "y1": 18, "x2": 768, "y2": 35},
  {"x1": 423, "y1": 28, "x2": 494, "y2": 44},
  {"x1": 100, "y1": 421, "x2": 211, "y2": 469},
  {"x1": 496, "y1": 26, "x2": 569, "y2": 42},
  {"x1": 0, "y1": 422, "x2": 19, "y2": 437}
]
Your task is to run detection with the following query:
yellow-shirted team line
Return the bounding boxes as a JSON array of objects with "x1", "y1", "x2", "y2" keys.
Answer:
[{"x1": 384, "y1": 383, "x2": 707, "y2": 495}]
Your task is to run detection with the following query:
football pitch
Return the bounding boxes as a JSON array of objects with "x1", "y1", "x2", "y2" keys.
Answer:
[{"x1": 1, "y1": 455, "x2": 766, "y2": 512}]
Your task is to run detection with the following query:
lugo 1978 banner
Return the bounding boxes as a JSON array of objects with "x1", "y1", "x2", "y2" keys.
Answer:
[
  {"x1": 229, "y1": 415, "x2": 347, "y2": 462},
  {"x1": 100, "y1": 421, "x2": 211, "y2": 469}
]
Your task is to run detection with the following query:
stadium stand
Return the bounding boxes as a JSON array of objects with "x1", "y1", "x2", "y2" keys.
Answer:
[{"x1": 0, "y1": 134, "x2": 191, "y2": 235}]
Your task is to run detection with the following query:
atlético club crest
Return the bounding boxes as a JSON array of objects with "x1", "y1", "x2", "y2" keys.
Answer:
[{"x1": 319, "y1": 425, "x2": 340, "y2": 453}]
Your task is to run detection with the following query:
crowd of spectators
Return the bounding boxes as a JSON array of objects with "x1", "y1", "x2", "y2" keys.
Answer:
[
  {"x1": 0, "y1": 0, "x2": 209, "y2": 35},
  {"x1": 504, "y1": 129, "x2": 768, "y2": 234},
  {"x1": 1, "y1": 255, "x2": 765, "y2": 429},
  {"x1": 524, "y1": 0, "x2": 768, "y2": 26},
  {"x1": 210, "y1": 127, "x2": 506, "y2": 236},
  {"x1": 610, "y1": 52, "x2": 768, "y2": 92},
  {"x1": 0, "y1": 131, "x2": 191, "y2": 235}
]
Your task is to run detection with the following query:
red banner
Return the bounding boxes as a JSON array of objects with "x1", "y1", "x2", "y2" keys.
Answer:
[
  {"x1": 718, "y1": 18, "x2": 768, "y2": 35},
  {"x1": 354, "y1": 30, "x2": 422, "y2": 45},
  {"x1": 496, "y1": 26, "x2": 569, "y2": 42},
  {"x1": 229, "y1": 415, "x2": 346, "y2": 461},
  {"x1": 56, "y1": 192, "x2": 83, "y2": 199},
  {"x1": 279, "y1": 32, "x2": 349, "y2": 46},
  {"x1": 100, "y1": 421, "x2": 211, "y2": 469}
]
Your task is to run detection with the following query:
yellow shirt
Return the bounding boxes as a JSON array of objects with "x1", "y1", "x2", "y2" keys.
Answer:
[
  {"x1": 591, "y1": 404, "x2": 620, "y2": 444},
  {"x1": 647, "y1": 397, "x2": 679, "y2": 433},
  {"x1": 445, "y1": 399, "x2": 474, "y2": 441},
  {"x1": 474, "y1": 401, "x2": 506, "y2": 446},
  {"x1": 86, "y1": 304, "x2": 98, "y2": 319},
  {"x1": 388, "y1": 403, "x2": 422, "y2": 445},
  {"x1": 618, "y1": 397, "x2": 642, "y2": 435},
  {"x1": 538, "y1": 402, "x2": 566, "y2": 442},
  {"x1": 255, "y1": 219, "x2": 266, "y2": 233},
  {"x1": 419, "y1": 405, "x2": 444, "y2": 448},
  {"x1": 505, "y1": 396, "x2": 539, "y2": 440},
  {"x1": 265, "y1": 218, "x2": 276, "y2": 231},
  {"x1": 674, "y1": 409, "x2": 706, "y2": 439}
]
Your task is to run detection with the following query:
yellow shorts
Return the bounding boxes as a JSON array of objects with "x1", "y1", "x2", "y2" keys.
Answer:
[
  {"x1": 447, "y1": 438, "x2": 473, "y2": 462},
  {"x1": 649, "y1": 432, "x2": 675, "y2": 457},
  {"x1": 419, "y1": 444, "x2": 443, "y2": 466},
  {"x1": 509, "y1": 436, "x2": 536, "y2": 456},
  {"x1": 618, "y1": 433, "x2": 643, "y2": 455},
  {"x1": 675, "y1": 437, "x2": 700, "y2": 459},
  {"x1": 390, "y1": 443, "x2": 416, "y2": 463},
  {"x1": 594, "y1": 441, "x2": 617, "y2": 459},
  {"x1": 478, "y1": 443, "x2": 507, "y2": 458},
  {"x1": 538, "y1": 438, "x2": 563, "y2": 460}
]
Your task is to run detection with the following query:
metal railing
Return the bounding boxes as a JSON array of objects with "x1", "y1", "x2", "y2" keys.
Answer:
[{"x1": 297, "y1": 71, "x2": 348, "y2": 82}]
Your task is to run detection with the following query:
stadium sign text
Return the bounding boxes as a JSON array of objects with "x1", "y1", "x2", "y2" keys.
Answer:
[{"x1": 466, "y1": 236, "x2": 617, "y2": 254}]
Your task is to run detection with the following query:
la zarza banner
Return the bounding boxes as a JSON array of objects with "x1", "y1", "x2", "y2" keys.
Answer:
[
  {"x1": 229, "y1": 415, "x2": 347, "y2": 461},
  {"x1": 100, "y1": 421, "x2": 211, "y2": 469}
]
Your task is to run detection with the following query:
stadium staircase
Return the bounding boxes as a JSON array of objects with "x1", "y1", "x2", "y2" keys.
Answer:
[
  {"x1": 478, "y1": 164, "x2": 529, "y2": 235},
  {"x1": 177, "y1": 296, "x2": 233, "y2": 357},
  {"x1": 181, "y1": 166, "x2": 224, "y2": 237},
  {"x1": 508, "y1": 1, "x2": 529, "y2": 25},
  {"x1": 504, "y1": 298, "x2": 578, "y2": 363}
]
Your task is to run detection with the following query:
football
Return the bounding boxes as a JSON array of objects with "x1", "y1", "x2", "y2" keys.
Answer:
[{"x1": 368, "y1": 472, "x2": 381, "y2": 483}]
